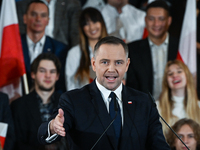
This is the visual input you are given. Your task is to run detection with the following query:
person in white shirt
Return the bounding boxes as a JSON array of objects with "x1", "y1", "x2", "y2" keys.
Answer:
[
  {"x1": 65, "y1": 7, "x2": 108, "y2": 91},
  {"x1": 156, "y1": 60, "x2": 200, "y2": 135},
  {"x1": 101, "y1": 0, "x2": 146, "y2": 43}
]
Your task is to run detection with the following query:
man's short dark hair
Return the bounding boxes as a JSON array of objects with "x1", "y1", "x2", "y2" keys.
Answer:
[
  {"x1": 25, "y1": 0, "x2": 49, "y2": 15},
  {"x1": 94, "y1": 36, "x2": 129, "y2": 58},
  {"x1": 146, "y1": 0, "x2": 170, "y2": 16},
  {"x1": 31, "y1": 53, "x2": 61, "y2": 74}
]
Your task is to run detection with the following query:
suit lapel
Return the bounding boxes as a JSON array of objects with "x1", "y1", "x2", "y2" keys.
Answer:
[
  {"x1": 89, "y1": 81, "x2": 118, "y2": 149},
  {"x1": 119, "y1": 86, "x2": 141, "y2": 149},
  {"x1": 43, "y1": 36, "x2": 54, "y2": 53}
]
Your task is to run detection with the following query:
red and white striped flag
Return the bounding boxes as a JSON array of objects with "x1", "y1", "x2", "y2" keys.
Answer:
[
  {"x1": 0, "y1": 122, "x2": 8, "y2": 149},
  {"x1": 0, "y1": 0, "x2": 26, "y2": 100},
  {"x1": 177, "y1": 0, "x2": 196, "y2": 78}
]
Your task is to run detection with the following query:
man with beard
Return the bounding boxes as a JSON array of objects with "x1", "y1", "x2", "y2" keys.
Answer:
[{"x1": 11, "y1": 53, "x2": 67, "y2": 150}]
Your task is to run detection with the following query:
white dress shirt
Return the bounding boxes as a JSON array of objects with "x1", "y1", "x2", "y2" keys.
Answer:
[
  {"x1": 149, "y1": 34, "x2": 169, "y2": 100},
  {"x1": 101, "y1": 4, "x2": 146, "y2": 43},
  {"x1": 26, "y1": 35, "x2": 46, "y2": 63},
  {"x1": 95, "y1": 79, "x2": 124, "y2": 125}
]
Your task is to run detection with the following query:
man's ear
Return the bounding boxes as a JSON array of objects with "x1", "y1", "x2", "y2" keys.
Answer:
[
  {"x1": 168, "y1": 16, "x2": 172, "y2": 26},
  {"x1": 125, "y1": 58, "x2": 130, "y2": 72},
  {"x1": 31, "y1": 72, "x2": 36, "y2": 80},
  {"x1": 23, "y1": 14, "x2": 27, "y2": 24},
  {"x1": 91, "y1": 57, "x2": 96, "y2": 72},
  {"x1": 56, "y1": 73, "x2": 59, "y2": 81}
]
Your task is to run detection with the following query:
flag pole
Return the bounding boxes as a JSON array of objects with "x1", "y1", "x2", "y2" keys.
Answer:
[{"x1": 23, "y1": 74, "x2": 29, "y2": 94}]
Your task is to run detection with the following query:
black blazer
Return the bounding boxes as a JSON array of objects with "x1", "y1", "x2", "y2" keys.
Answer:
[
  {"x1": 126, "y1": 36, "x2": 179, "y2": 94},
  {"x1": 38, "y1": 81, "x2": 170, "y2": 150},
  {"x1": 0, "y1": 92, "x2": 15, "y2": 150},
  {"x1": 11, "y1": 90, "x2": 60, "y2": 150}
]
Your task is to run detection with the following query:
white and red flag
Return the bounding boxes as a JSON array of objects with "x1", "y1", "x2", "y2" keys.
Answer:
[
  {"x1": 177, "y1": 0, "x2": 196, "y2": 78},
  {"x1": 0, "y1": 0, "x2": 27, "y2": 101},
  {"x1": 0, "y1": 122, "x2": 8, "y2": 149}
]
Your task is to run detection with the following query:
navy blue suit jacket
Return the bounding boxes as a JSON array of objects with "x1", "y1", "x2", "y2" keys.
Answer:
[
  {"x1": 126, "y1": 36, "x2": 179, "y2": 94},
  {"x1": 21, "y1": 34, "x2": 68, "y2": 93},
  {"x1": 38, "y1": 81, "x2": 170, "y2": 150}
]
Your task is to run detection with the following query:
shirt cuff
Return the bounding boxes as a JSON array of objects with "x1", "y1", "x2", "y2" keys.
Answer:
[{"x1": 45, "y1": 120, "x2": 59, "y2": 143}]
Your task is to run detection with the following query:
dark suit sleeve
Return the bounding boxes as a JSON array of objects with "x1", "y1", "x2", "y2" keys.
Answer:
[
  {"x1": 145, "y1": 96, "x2": 170, "y2": 150},
  {"x1": 38, "y1": 92, "x2": 74, "y2": 144},
  {"x1": 0, "y1": 93, "x2": 15, "y2": 150}
]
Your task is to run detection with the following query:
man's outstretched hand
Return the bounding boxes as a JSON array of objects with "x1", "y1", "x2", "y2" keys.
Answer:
[{"x1": 50, "y1": 108, "x2": 66, "y2": 137}]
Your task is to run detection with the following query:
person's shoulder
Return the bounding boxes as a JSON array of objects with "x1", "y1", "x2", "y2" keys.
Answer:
[
  {"x1": 67, "y1": 44, "x2": 81, "y2": 60},
  {"x1": 128, "y1": 38, "x2": 147, "y2": 47},
  {"x1": 60, "y1": 84, "x2": 91, "y2": 100},
  {"x1": 125, "y1": 86, "x2": 148, "y2": 97},
  {"x1": 11, "y1": 91, "x2": 35, "y2": 108},
  {"x1": 0, "y1": 92, "x2": 9, "y2": 107},
  {"x1": 68, "y1": 45, "x2": 80, "y2": 53},
  {"x1": 102, "y1": 4, "x2": 114, "y2": 13},
  {"x1": 125, "y1": 4, "x2": 146, "y2": 15},
  {"x1": 67, "y1": 83, "x2": 90, "y2": 95},
  {"x1": 46, "y1": 36, "x2": 68, "y2": 48},
  {"x1": 0, "y1": 92, "x2": 8, "y2": 99},
  {"x1": 125, "y1": 86, "x2": 153, "y2": 104},
  {"x1": 128, "y1": 38, "x2": 147, "y2": 52}
]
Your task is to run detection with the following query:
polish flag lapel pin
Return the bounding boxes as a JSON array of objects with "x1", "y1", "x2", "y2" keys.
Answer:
[{"x1": 128, "y1": 101, "x2": 132, "y2": 104}]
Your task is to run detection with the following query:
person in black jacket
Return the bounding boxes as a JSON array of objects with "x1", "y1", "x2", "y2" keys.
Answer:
[{"x1": 11, "y1": 53, "x2": 67, "y2": 150}]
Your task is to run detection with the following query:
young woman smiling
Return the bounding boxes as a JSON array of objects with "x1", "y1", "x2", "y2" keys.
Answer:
[
  {"x1": 156, "y1": 60, "x2": 200, "y2": 135},
  {"x1": 65, "y1": 7, "x2": 108, "y2": 91}
]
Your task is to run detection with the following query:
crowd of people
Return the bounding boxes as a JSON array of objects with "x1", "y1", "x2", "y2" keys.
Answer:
[{"x1": 0, "y1": 0, "x2": 200, "y2": 150}]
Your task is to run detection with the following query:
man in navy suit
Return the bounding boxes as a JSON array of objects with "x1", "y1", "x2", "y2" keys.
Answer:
[
  {"x1": 21, "y1": 0, "x2": 68, "y2": 93},
  {"x1": 38, "y1": 36, "x2": 170, "y2": 150}
]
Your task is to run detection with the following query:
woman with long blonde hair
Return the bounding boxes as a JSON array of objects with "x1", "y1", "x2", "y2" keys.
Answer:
[
  {"x1": 157, "y1": 60, "x2": 200, "y2": 135},
  {"x1": 65, "y1": 7, "x2": 107, "y2": 91}
]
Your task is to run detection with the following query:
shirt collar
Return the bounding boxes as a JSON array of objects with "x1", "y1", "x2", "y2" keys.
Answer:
[
  {"x1": 95, "y1": 79, "x2": 122, "y2": 101},
  {"x1": 148, "y1": 32, "x2": 169, "y2": 46},
  {"x1": 26, "y1": 34, "x2": 46, "y2": 47}
]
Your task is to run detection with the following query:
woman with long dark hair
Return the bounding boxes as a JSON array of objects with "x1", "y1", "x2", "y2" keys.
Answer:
[{"x1": 65, "y1": 7, "x2": 107, "y2": 91}]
